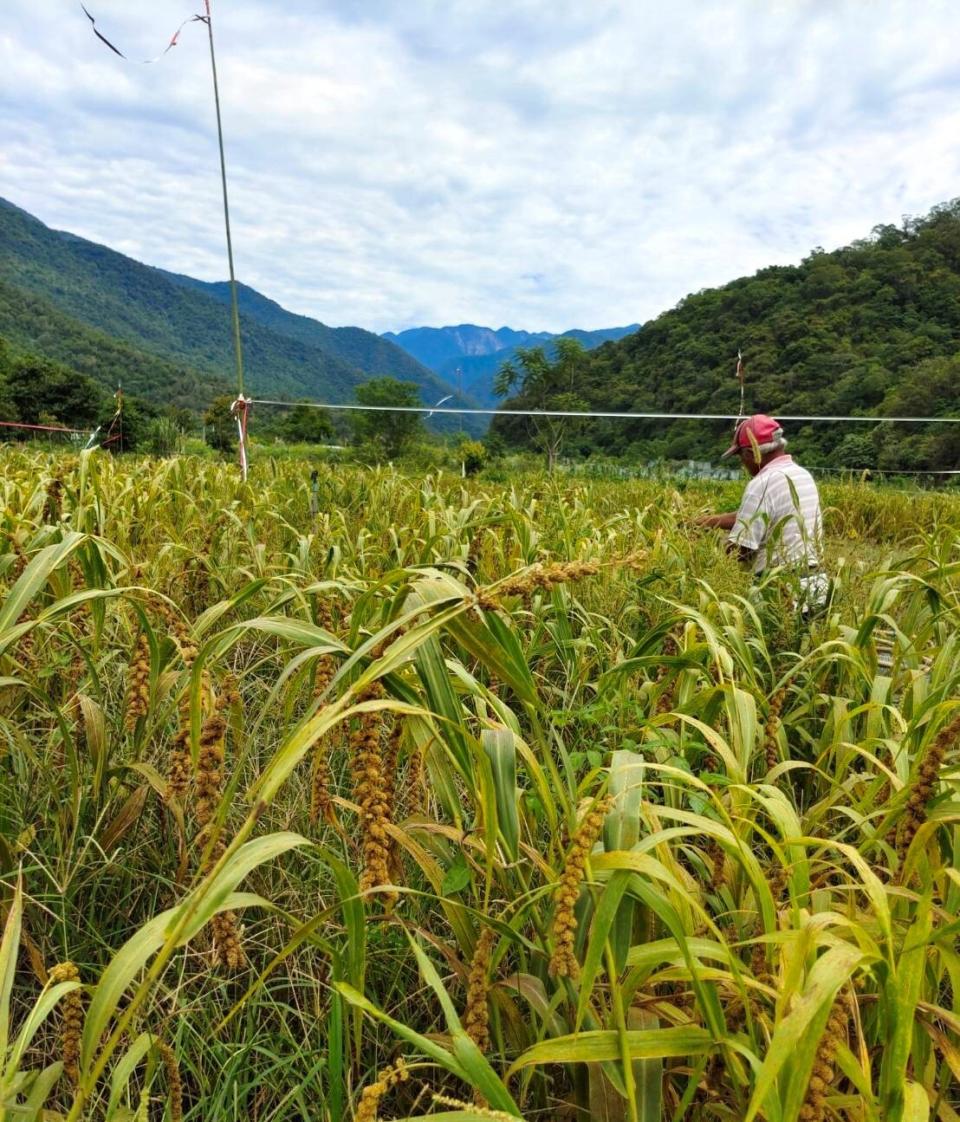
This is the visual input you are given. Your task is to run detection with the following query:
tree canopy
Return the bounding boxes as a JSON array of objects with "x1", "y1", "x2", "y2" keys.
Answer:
[
  {"x1": 494, "y1": 199, "x2": 960, "y2": 472},
  {"x1": 204, "y1": 394, "x2": 237, "y2": 454},
  {"x1": 0, "y1": 335, "x2": 165, "y2": 451},
  {"x1": 493, "y1": 338, "x2": 590, "y2": 470},
  {"x1": 5, "y1": 354, "x2": 103, "y2": 427},
  {"x1": 350, "y1": 378, "x2": 424, "y2": 460},
  {"x1": 281, "y1": 402, "x2": 335, "y2": 444}
]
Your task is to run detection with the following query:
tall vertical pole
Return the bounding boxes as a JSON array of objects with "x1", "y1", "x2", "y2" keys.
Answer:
[
  {"x1": 203, "y1": 1, "x2": 244, "y2": 399},
  {"x1": 203, "y1": 1, "x2": 249, "y2": 479}
]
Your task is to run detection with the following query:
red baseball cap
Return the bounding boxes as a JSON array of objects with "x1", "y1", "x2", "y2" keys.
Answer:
[{"x1": 722, "y1": 414, "x2": 783, "y2": 458}]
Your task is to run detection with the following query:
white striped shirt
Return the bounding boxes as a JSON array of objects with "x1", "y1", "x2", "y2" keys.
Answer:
[{"x1": 728, "y1": 455, "x2": 822, "y2": 574}]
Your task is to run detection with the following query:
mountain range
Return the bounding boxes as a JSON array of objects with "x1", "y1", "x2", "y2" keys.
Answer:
[
  {"x1": 0, "y1": 195, "x2": 637, "y2": 434},
  {"x1": 384, "y1": 323, "x2": 640, "y2": 407},
  {"x1": 9, "y1": 189, "x2": 959, "y2": 473},
  {"x1": 0, "y1": 197, "x2": 478, "y2": 431}
]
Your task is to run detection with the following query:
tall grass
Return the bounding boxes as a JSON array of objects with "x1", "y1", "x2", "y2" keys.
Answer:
[{"x1": 0, "y1": 449, "x2": 957, "y2": 1121}]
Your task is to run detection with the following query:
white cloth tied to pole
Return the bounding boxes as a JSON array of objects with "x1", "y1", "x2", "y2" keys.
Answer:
[{"x1": 231, "y1": 394, "x2": 250, "y2": 480}]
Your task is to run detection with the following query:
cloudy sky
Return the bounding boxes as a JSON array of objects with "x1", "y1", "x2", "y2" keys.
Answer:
[{"x1": 3, "y1": 1, "x2": 960, "y2": 334}]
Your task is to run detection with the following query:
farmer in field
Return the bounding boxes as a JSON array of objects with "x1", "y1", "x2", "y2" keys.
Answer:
[{"x1": 698, "y1": 414, "x2": 827, "y2": 613}]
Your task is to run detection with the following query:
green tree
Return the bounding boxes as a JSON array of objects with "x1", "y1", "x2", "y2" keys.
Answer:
[
  {"x1": 204, "y1": 394, "x2": 237, "y2": 454},
  {"x1": 145, "y1": 416, "x2": 182, "y2": 457},
  {"x1": 350, "y1": 378, "x2": 423, "y2": 460},
  {"x1": 834, "y1": 432, "x2": 877, "y2": 470},
  {"x1": 0, "y1": 388, "x2": 16, "y2": 424},
  {"x1": 458, "y1": 438, "x2": 487, "y2": 476},
  {"x1": 493, "y1": 338, "x2": 590, "y2": 471},
  {"x1": 882, "y1": 355, "x2": 960, "y2": 419},
  {"x1": 5, "y1": 356, "x2": 103, "y2": 427},
  {"x1": 165, "y1": 405, "x2": 195, "y2": 435},
  {"x1": 282, "y1": 402, "x2": 334, "y2": 444},
  {"x1": 877, "y1": 355, "x2": 960, "y2": 471}
]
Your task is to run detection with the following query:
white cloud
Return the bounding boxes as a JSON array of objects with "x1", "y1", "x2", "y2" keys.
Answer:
[{"x1": 2, "y1": 0, "x2": 960, "y2": 333}]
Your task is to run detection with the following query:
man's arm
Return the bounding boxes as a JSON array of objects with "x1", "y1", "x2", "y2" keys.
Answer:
[
  {"x1": 695, "y1": 512, "x2": 737, "y2": 530},
  {"x1": 698, "y1": 509, "x2": 757, "y2": 565},
  {"x1": 726, "y1": 479, "x2": 766, "y2": 568}
]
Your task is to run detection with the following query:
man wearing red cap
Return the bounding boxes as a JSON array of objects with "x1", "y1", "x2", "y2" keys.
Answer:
[{"x1": 699, "y1": 414, "x2": 826, "y2": 610}]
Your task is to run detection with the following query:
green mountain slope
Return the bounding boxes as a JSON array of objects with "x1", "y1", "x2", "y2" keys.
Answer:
[
  {"x1": 0, "y1": 197, "x2": 473, "y2": 423},
  {"x1": 494, "y1": 200, "x2": 960, "y2": 472},
  {"x1": 0, "y1": 277, "x2": 226, "y2": 409},
  {"x1": 161, "y1": 272, "x2": 439, "y2": 389}
]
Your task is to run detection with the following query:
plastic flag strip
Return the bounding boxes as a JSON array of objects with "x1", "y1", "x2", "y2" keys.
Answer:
[
  {"x1": 82, "y1": 1, "x2": 249, "y2": 475},
  {"x1": 80, "y1": 4, "x2": 207, "y2": 64}
]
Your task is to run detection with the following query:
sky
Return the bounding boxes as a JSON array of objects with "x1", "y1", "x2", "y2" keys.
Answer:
[{"x1": 3, "y1": 1, "x2": 960, "y2": 335}]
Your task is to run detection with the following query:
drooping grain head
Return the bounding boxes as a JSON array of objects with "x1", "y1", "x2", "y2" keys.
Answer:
[
  {"x1": 210, "y1": 909, "x2": 246, "y2": 971},
  {"x1": 155, "y1": 1040, "x2": 184, "y2": 1122},
  {"x1": 549, "y1": 796, "x2": 612, "y2": 980},
  {"x1": 478, "y1": 557, "x2": 601, "y2": 610},
  {"x1": 349, "y1": 684, "x2": 398, "y2": 906},
  {"x1": 48, "y1": 961, "x2": 83, "y2": 1086},
  {"x1": 895, "y1": 707, "x2": 960, "y2": 862},
  {"x1": 463, "y1": 925, "x2": 496, "y2": 1052},
  {"x1": 798, "y1": 995, "x2": 849, "y2": 1122},
  {"x1": 124, "y1": 632, "x2": 151, "y2": 730},
  {"x1": 355, "y1": 1058, "x2": 409, "y2": 1122},
  {"x1": 193, "y1": 712, "x2": 227, "y2": 829},
  {"x1": 764, "y1": 687, "x2": 787, "y2": 772},
  {"x1": 42, "y1": 475, "x2": 64, "y2": 523}
]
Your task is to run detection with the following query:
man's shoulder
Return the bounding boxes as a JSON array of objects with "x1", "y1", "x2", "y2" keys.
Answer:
[
  {"x1": 763, "y1": 460, "x2": 821, "y2": 510},
  {"x1": 780, "y1": 461, "x2": 819, "y2": 489},
  {"x1": 765, "y1": 458, "x2": 817, "y2": 486},
  {"x1": 741, "y1": 458, "x2": 817, "y2": 508}
]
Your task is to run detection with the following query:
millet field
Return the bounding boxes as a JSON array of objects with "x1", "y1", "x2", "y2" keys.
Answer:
[{"x1": 0, "y1": 448, "x2": 958, "y2": 1122}]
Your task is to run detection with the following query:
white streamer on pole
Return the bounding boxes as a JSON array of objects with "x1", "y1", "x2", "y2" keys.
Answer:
[{"x1": 231, "y1": 394, "x2": 250, "y2": 480}]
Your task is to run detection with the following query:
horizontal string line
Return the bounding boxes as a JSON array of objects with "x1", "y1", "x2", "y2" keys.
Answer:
[
  {"x1": 248, "y1": 399, "x2": 960, "y2": 424},
  {"x1": 0, "y1": 419, "x2": 91, "y2": 435},
  {"x1": 807, "y1": 465, "x2": 960, "y2": 476}
]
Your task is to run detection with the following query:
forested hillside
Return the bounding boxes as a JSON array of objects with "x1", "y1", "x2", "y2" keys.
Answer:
[
  {"x1": 161, "y1": 272, "x2": 439, "y2": 389},
  {"x1": 0, "y1": 278, "x2": 227, "y2": 410},
  {"x1": 495, "y1": 200, "x2": 960, "y2": 472},
  {"x1": 0, "y1": 198, "x2": 466, "y2": 415}
]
